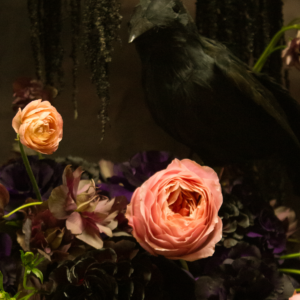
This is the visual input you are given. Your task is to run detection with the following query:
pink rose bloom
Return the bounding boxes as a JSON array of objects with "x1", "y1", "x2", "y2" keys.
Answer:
[
  {"x1": 290, "y1": 291, "x2": 300, "y2": 300},
  {"x1": 125, "y1": 159, "x2": 223, "y2": 261},
  {"x1": 12, "y1": 99, "x2": 63, "y2": 154},
  {"x1": 282, "y1": 31, "x2": 300, "y2": 70}
]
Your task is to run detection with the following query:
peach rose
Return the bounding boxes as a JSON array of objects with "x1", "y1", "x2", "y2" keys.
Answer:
[
  {"x1": 12, "y1": 99, "x2": 63, "y2": 154},
  {"x1": 125, "y1": 159, "x2": 223, "y2": 261},
  {"x1": 290, "y1": 291, "x2": 300, "y2": 300}
]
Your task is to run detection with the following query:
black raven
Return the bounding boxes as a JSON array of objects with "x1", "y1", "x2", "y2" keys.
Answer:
[{"x1": 128, "y1": 0, "x2": 300, "y2": 166}]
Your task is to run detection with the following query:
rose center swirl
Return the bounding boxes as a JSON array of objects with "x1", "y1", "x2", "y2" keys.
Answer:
[{"x1": 167, "y1": 187, "x2": 201, "y2": 217}]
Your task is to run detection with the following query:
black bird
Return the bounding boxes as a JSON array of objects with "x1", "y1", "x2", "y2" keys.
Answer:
[{"x1": 128, "y1": 0, "x2": 300, "y2": 166}]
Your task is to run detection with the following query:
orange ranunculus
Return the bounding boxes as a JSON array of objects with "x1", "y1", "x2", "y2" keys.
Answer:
[
  {"x1": 12, "y1": 99, "x2": 63, "y2": 154},
  {"x1": 125, "y1": 158, "x2": 223, "y2": 261}
]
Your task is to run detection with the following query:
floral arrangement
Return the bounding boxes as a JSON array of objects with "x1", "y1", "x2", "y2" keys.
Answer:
[
  {"x1": 2, "y1": 13, "x2": 300, "y2": 299},
  {"x1": 0, "y1": 96, "x2": 300, "y2": 300}
]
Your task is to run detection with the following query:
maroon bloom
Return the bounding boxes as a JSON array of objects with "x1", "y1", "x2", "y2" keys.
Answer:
[{"x1": 12, "y1": 77, "x2": 57, "y2": 111}]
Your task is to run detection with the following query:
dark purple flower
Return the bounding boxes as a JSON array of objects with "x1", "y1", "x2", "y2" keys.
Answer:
[
  {"x1": 99, "y1": 151, "x2": 173, "y2": 201},
  {"x1": 195, "y1": 244, "x2": 294, "y2": 300},
  {"x1": 229, "y1": 182, "x2": 288, "y2": 255},
  {"x1": 0, "y1": 233, "x2": 17, "y2": 294},
  {"x1": 0, "y1": 233, "x2": 12, "y2": 259},
  {"x1": 247, "y1": 207, "x2": 287, "y2": 255},
  {"x1": 0, "y1": 157, "x2": 65, "y2": 210},
  {"x1": 113, "y1": 151, "x2": 173, "y2": 187}
]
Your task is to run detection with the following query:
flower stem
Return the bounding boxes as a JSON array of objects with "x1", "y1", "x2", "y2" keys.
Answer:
[
  {"x1": 280, "y1": 253, "x2": 300, "y2": 259},
  {"x1": 17, "y1": 136, "x2": 42, "y2": 202},
  {"x1": 279, "y1": 268, "x2": 300, "y2": 275},
  {"x1": 2, "y1": 202, "x2": 43, "y2": 219},
  {"x1": 179, "y1": 259, "x2": 189, "y2": 271},
  {"x1": 253, "y1": 24, "x2": 300, "y2": 73},
  {"x1": 288, "y1": 238, "x2": 300, "y2": 243},
  {"x1": 23, "y1": 268, "x2": 36, "y2": 291}
]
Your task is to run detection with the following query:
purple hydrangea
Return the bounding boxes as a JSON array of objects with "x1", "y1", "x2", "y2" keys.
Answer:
[
  {"x1": 0, "y1": 233, "x2": 17, "y2": 294},
  {"x1": 194, "y1": 242, "x2": 294, "y2": 300},
  {"x1": 99, "y1": 151, "x2": 173, "y2": 201},
  {"x1": 0, "y1": 157, "x2": 65, "y2": 210},
  {"x1": 231, "y1": 183, "x2": 287, "y2": 255}
]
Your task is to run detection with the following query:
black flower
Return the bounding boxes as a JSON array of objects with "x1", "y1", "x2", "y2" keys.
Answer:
[
  {"x1": 47, "y1": 238, "x2": 195, "y2": 300},
  {"x1": 195, "y1": 243, "x2": 294, "y2": 300},
  {"x1": 219, "y1": 193, "x2": 252, "y2": 248}
]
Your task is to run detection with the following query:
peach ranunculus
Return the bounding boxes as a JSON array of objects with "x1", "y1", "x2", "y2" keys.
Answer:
[
  {"x1": 12, "y1": 99, "x2": 63, "y2": 154},
  {"x1": 125, "y1": 159, "x2": 223, "y2": 261}
]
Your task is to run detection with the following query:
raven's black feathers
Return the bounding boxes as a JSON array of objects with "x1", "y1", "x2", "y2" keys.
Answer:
[{"x1": 129, "y1": 0, "x2": 300, "y2": 165}]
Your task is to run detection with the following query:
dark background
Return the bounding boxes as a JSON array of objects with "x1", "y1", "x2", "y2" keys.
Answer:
[{"x1": 0, "y1": 0, "x2": 299, "y2": 164}]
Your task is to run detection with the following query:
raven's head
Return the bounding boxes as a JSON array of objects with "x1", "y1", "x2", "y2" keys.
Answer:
[{"x1": 128, "y1": 0, "x2": 191, "y2": 43}]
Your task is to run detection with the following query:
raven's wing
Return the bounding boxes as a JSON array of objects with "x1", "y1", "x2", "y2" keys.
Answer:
[
  {"x1": 199, "y1": 36, "x2": 300, "y2": 148},
  {"x1": 253, "y1": 72, "x2": 300, "y2": 141}
]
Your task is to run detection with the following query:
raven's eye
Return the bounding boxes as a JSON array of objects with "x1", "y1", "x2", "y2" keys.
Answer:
[{"x1": 172, "y1": 4, "x2": 180, "y2": 13}]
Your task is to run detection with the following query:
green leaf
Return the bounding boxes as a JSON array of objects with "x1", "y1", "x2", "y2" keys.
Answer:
[
  {"x1": 19, "y1": 250, "x2": 25, "y2": 263},
  {"x1": 31, "y1": 268, "x2": 43, "y2": 284},
  {"x1": 18, "y1": 291, "x2": 36, "y2": 300},
  {"x1": 33, "y1": 257, "x2": 44, "y2": 268},
  {"x1": 23, "y1": 252, "x2": 34, "y2": 265},
  {"x1": 4, "y1": 220, "x2": 23, "y2": 228},
  {"x1": 0, "y1": 271, "x2": 3, "y2": 291},
  {"x1": 12, "y1": 291, "x2": 21, "y2": 299},
  {"x1": 0, "y1": 291, "x2": 11, "y2": 300}
]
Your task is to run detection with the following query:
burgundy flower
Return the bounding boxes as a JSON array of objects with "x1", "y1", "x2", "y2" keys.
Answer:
[
  {"x1": 48, "y1": 166, "x2": 119, "y2": 249},
  {"x1": 282, "y1": 31, "x2": 300, "y2": 70},
  {"x1": 12, "y1": 77, "x2": 57, "y2": 111}
]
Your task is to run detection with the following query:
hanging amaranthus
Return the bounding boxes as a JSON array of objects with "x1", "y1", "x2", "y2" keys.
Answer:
[
  {"x1": 27, "y1": 0, "x2": 122, "y2": 139},
  {"x1": 82, "y1": 0, "x2": 122, "y2": 140}
]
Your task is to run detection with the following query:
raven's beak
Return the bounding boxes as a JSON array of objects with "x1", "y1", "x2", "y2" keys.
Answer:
[{"x1": 128, "y1": 18, "x2": 154, "y2": 43}]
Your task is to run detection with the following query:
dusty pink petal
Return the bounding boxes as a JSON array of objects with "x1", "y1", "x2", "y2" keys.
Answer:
[
  {"x1": 66, "y1": 212, "x2": 84, "y2": 234},
  {"x1": 72, "y1": 167, "x2": 84, "y2": 197},
  {"x1": 76, "y1": 225, "x2": 104, "y2": 249},
  {"x1": 94, "y1": 198, "x2": 115, "y2": 214},
  {"x1": 62, "y1": 166, "x2": 83, "y2": 200},
  {"x1": 96, "y1": 224, "x2": 113, "y2": 237},
  {"x1": 77, "y1": 180, "x2": 93, "y2": 195}
]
